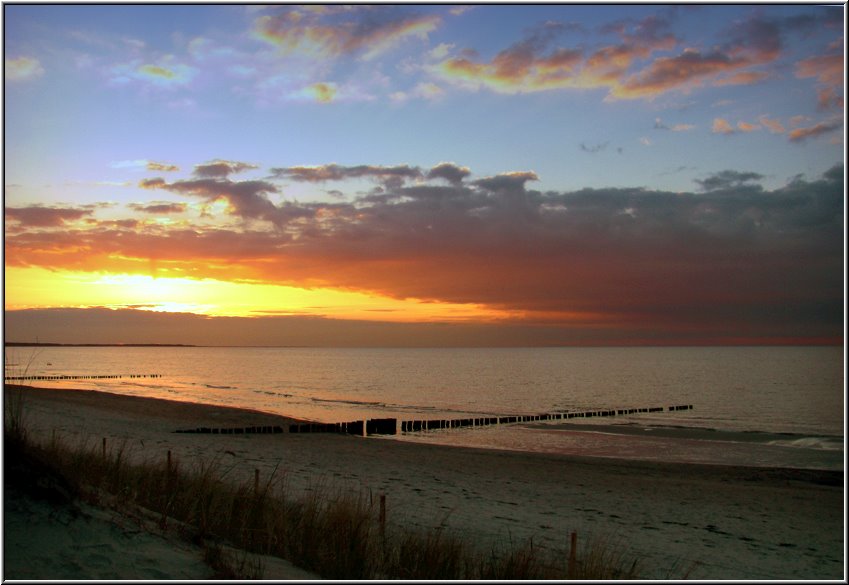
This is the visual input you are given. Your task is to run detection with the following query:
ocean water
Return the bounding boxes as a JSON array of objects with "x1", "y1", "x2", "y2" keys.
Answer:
[{"x1": 4, "y1": 345, "x2": 844, "y2": 470}]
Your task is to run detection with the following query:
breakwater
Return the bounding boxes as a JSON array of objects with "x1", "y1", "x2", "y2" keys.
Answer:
[
  {"x1": 175, "y1": 404, "x2": 693, "y2": 436},
  {"x1": 5, "y1": 373, "x2": 162, "y2": 381}
]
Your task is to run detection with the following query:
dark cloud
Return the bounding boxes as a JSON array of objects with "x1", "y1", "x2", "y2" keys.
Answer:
[
  {"x1": 9, "y1": 162, "x2": 843, "y2": 342},
  {"x1": 193, "y1": 160, "x2": 258, "y2": 178},
  {"x1": 580, "y1": 141, "x2": 609, "y2": 153},
  {"x1": 272, "y1": 164, "x2": 423, "y2": 189},
  {"x1": 139, "y1": 176, "x2": 304, "y2": 227},
  {"x1": 473, "y1": 171, "x2": 539, "y2": 193},
  {"x1": 128, "y1": 202, "x2": 187, "y2": 214},
  {"x1": 139, "y1": 177, "x2": 167, "y2": 189},
  {"x1": 5, "y1": 205, "x2": 93, "y2": 227},
  {"x1": 620, "y1": 50, "x2": 745, "y2": 98},
  {"x1": 695, "y1": 170, "x2": 765, "y2": 192},
  {"x1": 426, "y1": 162, "x2": 471, "y2": 185}
]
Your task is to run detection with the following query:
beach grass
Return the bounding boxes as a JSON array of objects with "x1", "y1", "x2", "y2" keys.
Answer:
[{"x1": 4, "y1": 398, "x2": 644, "y2": 580}]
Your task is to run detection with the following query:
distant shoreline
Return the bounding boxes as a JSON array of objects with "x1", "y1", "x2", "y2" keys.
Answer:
[{"x1": 4, "y1": 342, "x2": 197, "y2": 348}]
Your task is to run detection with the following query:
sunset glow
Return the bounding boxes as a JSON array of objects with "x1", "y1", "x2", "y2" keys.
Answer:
[
  {"x1": 3, "y1": 4, "x2": 844, "y2": 346},
  {"x1": 4, "y1": 267, "x2": 517, "y2": 322}
]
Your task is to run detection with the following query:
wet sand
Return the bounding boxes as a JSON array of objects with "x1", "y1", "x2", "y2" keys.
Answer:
[{"x1": 4, "y1": 385, "x2": 844, "y2": 579}]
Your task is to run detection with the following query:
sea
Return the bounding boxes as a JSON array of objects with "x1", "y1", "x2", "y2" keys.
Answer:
[{"x1": 4, "y1": 345, "x2": 844, "y2": 471}]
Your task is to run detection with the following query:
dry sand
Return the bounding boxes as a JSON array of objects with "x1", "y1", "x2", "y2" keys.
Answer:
[{"x1": 3, "y1": 385, "x2": 845, "y2": 580}]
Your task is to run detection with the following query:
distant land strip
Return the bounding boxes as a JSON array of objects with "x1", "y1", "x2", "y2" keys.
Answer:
[{"x1": 4, "y1": 342, "x2": 196, "y2": 347}]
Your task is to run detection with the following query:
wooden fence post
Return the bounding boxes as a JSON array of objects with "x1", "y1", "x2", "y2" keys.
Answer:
[
  {"x1": 379, "y1": 493, "x2": 386, "y2": 537},
  {"x1": 102, "y1": 437, "x2": 106, "y2": 459},
  {"x1": 568, "y1": 531, "x2": 577, "y2": 578}
]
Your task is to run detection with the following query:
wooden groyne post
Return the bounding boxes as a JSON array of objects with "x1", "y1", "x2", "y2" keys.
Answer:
[{"x1": 397, "y1": 403, "x2": 693, "y2": 435}]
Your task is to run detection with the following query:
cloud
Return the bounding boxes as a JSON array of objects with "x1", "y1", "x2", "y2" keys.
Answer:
[
  {"x1": 390, "y1": 81, "x2": 445, "y2": 102},
  {"x1": 8, "y1": 161, "x2": 843, "y2": 341},
  {"x1": 428, "y1": 14, "x2": 674, "y2": 95},
  {"x1": 306, "y1": 82, "x2": 337, "y2": 103},
  {"x1": 616, "y1": 49, "x2": 747, "y2": 99},
  {"x1": 272, "y1": 163, "x2": 423, "y2": 189},
  {"x1": 193, "y1": 160, "x2": 258, "y2": 178},
  {"x1": 712, "y1": 118, "x2": 735, "y2": 134},
  {"x1": 252, "y1": 6, "x2": 440, "y2": 61},
  {"x1": 815, "y1": 87, "x2": 843, "y2": 112},
  {"x1": 425, "y1": 162, "x2": 470, "y2": 185},
  {"x1": 5, "y1": 205, "x2": 92, "y2": 227},
  {"x1": 110, "y1": 56, "x2": 196, "y2": 88},
  {"x1": 653, "y1": 118, "x2": 694, "y2": 131},
  {"x1": 795, "y1": 53, "x2": 844, "y2": 112},
  {"x1": 427, "y1": 42, "x2": 454, "y2": 61},
  {"x1": 737, "y1": 121, "x2": 760, "y2": 133},
  {"x1": 713, "y1": 71, "x2": 770, "y2": 86},
  {"x1": 111, "y1": 159, "x2": 150, "y2": 169},
  {"x1": 758, "y1": 115, "x2": 786, "y2": 134},
  {"x1": 147, "y1": 161, "x2": 180, "y2": 172},
  {"x1": 694, "y1": 170, "x2": 764, "y2": 192},
  {"x1": 580, "y1": 142, "x2": 609, "y2": 154},
  {"x1": 431, "y1": 11, "x2": 837, "y2": 103},
  {"x1": 138, "y1": 176, "x2": 295, "y2": 226},
  {"x1": 795, "y1": 53, "x2": 844, "y2": 86},
  {"x1": 788, "y1": 119, "x2": 843, "y2": 143},
  {"x1": 4, "y1": 56, "x2": 44, "y2": 81},
  {"x1": 139, "y1": 177, "x2": 168, "y2": 189},
  {"x1": 128, "y1": 202, "x2": 187, "y2": 214},
  {"x1": 473, "y1": 171, "x2": 538, "y2": 193}
]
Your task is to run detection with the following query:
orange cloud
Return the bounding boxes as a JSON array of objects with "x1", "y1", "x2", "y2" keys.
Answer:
[
  {"x1": 788, "y1": 119, "x2": 843, "y2": 143},
  {"x1": 253, "y1": 8, "x2": 439, "y2": 60},
  {"x1": 307, "y1": 82, "x2": 337, "y2": 103},
  {"x1": 758, "y1": 115, "x2": 786, "y2": 134},
  {"x1": 795, "y1": 52, "x2": 844, "y2": 112},
  {"x1": 737, "y1": 121, "x2": 760, "y2": 133},
  {"x1": 615, "y1": 50, "x2": 748, "y2": 99},
  {"x1": 714, "y1": 71, "x2": 770, "y2": 86},
  {"x1": 147, "y1": 161, "x2": 179, "y2": 172},
  {"x1": 795, "y1": 53, "x2": 843, "y2": 85},
  {"x1": 4, "y1": 56, "x2": 44, "y2": 81},
  {"x1": 816, "y1": 87, "x2": 844, "y2": 112},
  {"x1": 712, "y1": 118, "x2": 735, "y2": 134},
  {"x1": 111, "y1": 58, "x2": 196, "y2": 87},
  {"x1": 433, "y1": 14, "x2": 676, "y2": 96},
  {"x1": 435, "y1": 13, "x2": 830, "y2": 102}
]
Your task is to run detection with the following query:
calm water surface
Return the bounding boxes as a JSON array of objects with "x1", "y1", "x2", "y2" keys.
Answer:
[{"x1": 5, "y1": 346, "x2": 844, "y2": 469}]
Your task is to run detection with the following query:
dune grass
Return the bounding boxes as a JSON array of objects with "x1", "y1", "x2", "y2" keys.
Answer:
[{"x1": 4, "y1": 394, "x2": 643, "y2": 580}]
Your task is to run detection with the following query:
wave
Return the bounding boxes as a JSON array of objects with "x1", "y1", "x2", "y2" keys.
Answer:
[
  {"x1": 766, "y1": 436, "x2": 844, "y2": 451},
  {"x1": 528, "y1": 421, "x2": 844, "y2": 451},
  {"x1": 310, "y1": 397, "x2": 387, "y2": 408}
]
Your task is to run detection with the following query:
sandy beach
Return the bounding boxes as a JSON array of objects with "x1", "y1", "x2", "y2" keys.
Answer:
[{"x1": 3, "y1": 385, "x2": 844, "y2": 580}]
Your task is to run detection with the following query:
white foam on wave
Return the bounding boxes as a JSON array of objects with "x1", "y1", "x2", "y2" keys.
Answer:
[{"x1": 766, "y1": 437, "x2": 844, "y2": 451}]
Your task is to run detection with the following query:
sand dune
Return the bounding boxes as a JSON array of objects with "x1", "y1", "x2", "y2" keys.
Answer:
[{"x1": 3, "y1": 386, "x2": 844, "y2": 580}]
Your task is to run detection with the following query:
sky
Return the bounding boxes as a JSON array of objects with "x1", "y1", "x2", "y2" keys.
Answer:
[{"x1": 3, "y1": 3, "x2": 845, "y2": 346}]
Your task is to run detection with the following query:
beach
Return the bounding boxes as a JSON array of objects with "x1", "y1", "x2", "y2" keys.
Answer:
[{"x1": 4, "y1": 385, "x2": 845, "y2": 580}]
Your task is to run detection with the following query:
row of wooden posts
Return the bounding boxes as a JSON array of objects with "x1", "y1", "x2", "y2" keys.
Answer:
[
  {"x1": 5, "y1": 373, "x2": 162, "y2": 381},
  {"x1": 103, "y1": 439, "x2": 581, "y2": 571},
  {"x1": 175, "y1": 404, "x2": 693, "y2": 437}
]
